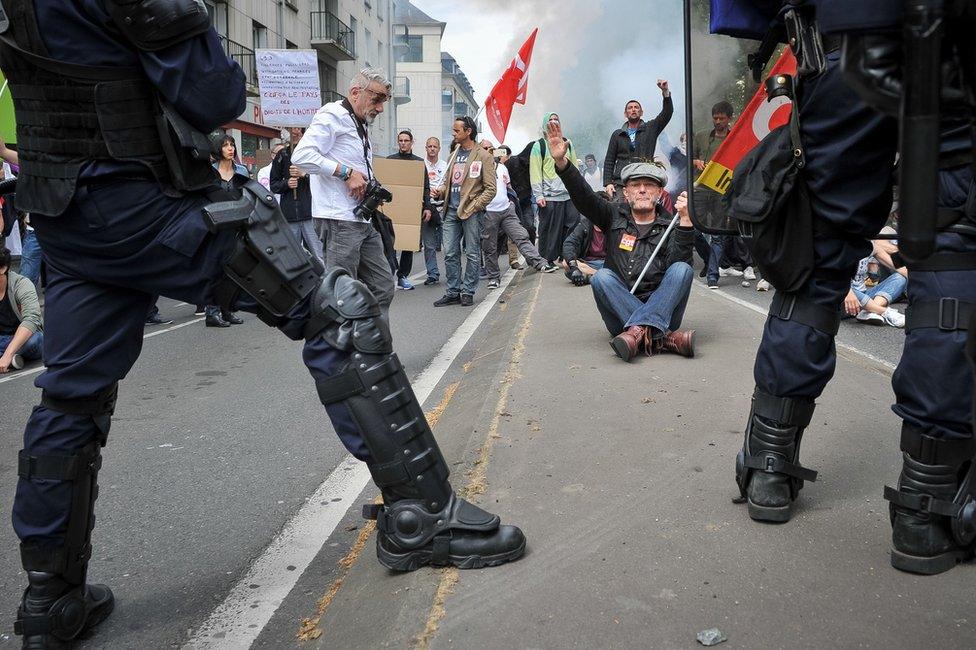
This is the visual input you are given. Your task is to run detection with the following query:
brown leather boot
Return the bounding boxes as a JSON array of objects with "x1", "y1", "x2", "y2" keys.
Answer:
[
  {"x1": 654, "y1": 329, "x2": 696, "y2": 358},
  {"x1": 610, "y1": 325, "x2": 646, "y2": 362}
]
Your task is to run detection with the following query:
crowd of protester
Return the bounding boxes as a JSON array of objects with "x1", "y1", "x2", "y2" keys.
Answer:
[{"x1": 0, "y1": 68, "x2": 908, "y2": 376}]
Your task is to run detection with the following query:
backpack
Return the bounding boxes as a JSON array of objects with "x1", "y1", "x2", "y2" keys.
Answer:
[
  {"x1": 507, "y1": 139, "x2": 545, "y2": 200},
  {"x1": 723, "y1": 76, "x2": 814, "y2": 293}
]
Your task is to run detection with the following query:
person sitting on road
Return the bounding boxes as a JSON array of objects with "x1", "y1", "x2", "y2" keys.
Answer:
[
  {"x1": 546, "y1": 121, "x2": 697, "y2": 362},
  {"x1": 0, "y1": 247, "x2": 43, "y2": 373},
  {"x1": 843, "y1": 232, "x2": 907, "y2": 328},
  {"x1": 561, "y1": 215, "x2": 607, "y2": 285}
]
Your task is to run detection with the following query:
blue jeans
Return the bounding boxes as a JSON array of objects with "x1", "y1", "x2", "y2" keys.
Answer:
[
  {"x1": 707, "y1": 234, "x2": 731, "y2": 282},
  {"x1": 590, "y1": 262, "x2": 694, "y2": 337},
  {"x1": 582, "y1": 259, "x2": 605, "y2": 271},
  {"x1": 442, "y1": 209, "x2": 483, "y2": 296},
  {"x1": 19, "y1": 228, "x2": 42, "y2": 288},
  {"x1": 0, "y1": 330, "x2": 44, "y2": 361},
  {"x1": 422, "y1": 219, "x2": 441, "y2": 279},
  {"x1": 852, "y1": 272, "x2": 907, "y2": 307}
]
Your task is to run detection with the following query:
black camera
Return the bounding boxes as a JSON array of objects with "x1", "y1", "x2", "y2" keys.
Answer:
[{"x1": 353, "y1": 179, "x2": 393, "y2": 220}]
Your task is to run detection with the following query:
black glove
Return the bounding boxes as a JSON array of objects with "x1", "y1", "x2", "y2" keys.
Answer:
[
  {"x1": 567, "y1": 263, "x2": 587, "y2": 287},
  {"x1": 840, "y1": 33, "x2": 902, "y2": 115}
]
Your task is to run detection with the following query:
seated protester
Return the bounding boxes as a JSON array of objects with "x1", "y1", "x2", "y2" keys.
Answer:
[
  {"x1": 480, "y1": 140, "x2": 557, "y2": 289},
  {"x1": 546, "y1": 120, "x2": 696, "y2": 362},
  {"x1": 843, "y1": 233, "x2": 907, "y2": 328},
  {"x1": 561, "y1": 216, "x2": 607, "y2": 285},
  {"x1": 0, "y1": 247, "x2": 43, "y2": 372}
]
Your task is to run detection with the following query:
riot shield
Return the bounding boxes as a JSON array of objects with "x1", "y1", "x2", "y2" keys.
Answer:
[{"x1": 683, "y1": 0, "x2": 795, "y2": 235}]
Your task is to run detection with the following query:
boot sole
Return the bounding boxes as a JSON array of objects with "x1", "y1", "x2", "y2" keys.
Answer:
[
  {"x1": 610, "y1": 339, "x2": 634, "y2": 362},
  {"x1": 378, "y1": 537, "x2": 526, "y2": 572},
  {"x1": 890, "y1": 547, "x2": 973, "y2": 575},
  {"x1": 747, "y1": 498, "x2": 793, "y2": 523}
]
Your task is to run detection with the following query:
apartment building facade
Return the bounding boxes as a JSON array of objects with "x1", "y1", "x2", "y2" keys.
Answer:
[{"x1": 204, "y1": 0, "x2": 397, "y2": 171}]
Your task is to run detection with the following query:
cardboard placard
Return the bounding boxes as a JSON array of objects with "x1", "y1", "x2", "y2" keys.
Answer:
[{"x1": 371, "y1": 158, "x2": 426, "y2": 251}]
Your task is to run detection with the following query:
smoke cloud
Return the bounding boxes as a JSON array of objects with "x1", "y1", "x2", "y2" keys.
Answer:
[{"x1": 414, "y1": 0, "x2": 689, "y2": 160}]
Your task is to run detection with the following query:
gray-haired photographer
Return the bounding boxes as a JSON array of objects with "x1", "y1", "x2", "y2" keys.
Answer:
[{"x1": 292, "y1": 68, "x2": 396, "y2": 315}]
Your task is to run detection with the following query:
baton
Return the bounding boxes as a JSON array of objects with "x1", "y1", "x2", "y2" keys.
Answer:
[{"x1": 630, "y1": 214, "x2": 681, "y2": 294}]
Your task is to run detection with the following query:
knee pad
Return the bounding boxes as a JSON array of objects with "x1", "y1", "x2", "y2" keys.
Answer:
[{"x1": 303, "y1": 268, "x2": 392, "y2": 353}]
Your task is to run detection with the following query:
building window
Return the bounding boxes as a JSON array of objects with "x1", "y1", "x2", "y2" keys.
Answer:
[
  {"x1": 319, "y1": 60, "x2": 338, "y2": 95},
  {"x1": 204, "y1": 0, "x2": 227, "y2": 36},
  {"x1": 253, "y1": 21, "x2": 268, "y2": 49},
  {"x1": 442, "y1": 88, "x2": 454, "y2": 111},
  {"x1": 364, "y1": 28, "x2": 372, "y2": 64},
  {"x1": 396, "y1": 35, "x2": 422, "y2": 63},
  {"x1": 286, "y1": 40, "x2": 298, "y2": 49}
]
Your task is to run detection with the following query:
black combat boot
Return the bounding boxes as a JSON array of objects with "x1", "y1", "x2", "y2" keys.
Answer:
[
  {"x1": 735, "y1": 389, "x2": 818, "y2": 523},
  {"x1": 16, "y1": 572, "x2": 114, "y2": 649},
  {"x1": 310, "y1": 270, "x2": 526, "y2": 571},
  {"x1": 885, "y1": 429, "x2": 976, "y2": 575}
]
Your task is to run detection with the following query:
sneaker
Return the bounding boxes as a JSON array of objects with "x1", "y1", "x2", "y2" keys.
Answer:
[
  {"x1": 707, "y1": 279, "x2": 718, "y2": 290},
  {"x1": 10, "y1": 354, "x2": 24, "y2": 370},
  {"x1": 487, "y1": 279, "x2": 500, "y2": 289},
  {"x1": 194, "y1": 306, "x2": 206, "y2": 316},
  {"x1": 537, "y1": 262, "x2": 558, "y2": 273},
  {"x1": 460, "y1": 293, "x2": 474, "y2": 307},
  {"x1": 433, "y1": 293, "x2": 461, "y2": 307},
  {"x1": 479, "y1": 267, "x2": 488, "y2": 279},
  {"x1": 741, "y1": 280, "x2": 751, "y2": 288},
  {"x1": 397, "y1": 277, "x2": 415, "y2": 291},
  {"x1": 756, "y1": 279, "x2": 771, "y2": 292},
  {"x1": 510, "y1": 262, "x2": 523, "y2": 270},
  {"x1": 882, "y1": 307, "x2": 905, "y2": 328},
  {"x1": 423, "y1": 276, "x2": 439, "y2": 286},
  {"x1": 719, "y1": 267, "x2": 743, "y2": 277},
  {"x1": 855, "y1": 310, "x2": 885, "y2": 325},
  {"x1": 743, "y1": 266, "x2": 757, "y2": 281}
]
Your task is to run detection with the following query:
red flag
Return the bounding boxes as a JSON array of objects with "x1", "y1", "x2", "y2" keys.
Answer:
[
  {"x1": 697, "y1": 48, "x2": 798, "y2": 194},
  {"x1": 484, "y1": 28, "x2": 538, "y2": 144}
]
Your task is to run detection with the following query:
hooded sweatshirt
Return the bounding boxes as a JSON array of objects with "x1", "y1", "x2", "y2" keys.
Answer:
[{"x1": 530, "y1": 112, "x2": 576, "y2": 202}]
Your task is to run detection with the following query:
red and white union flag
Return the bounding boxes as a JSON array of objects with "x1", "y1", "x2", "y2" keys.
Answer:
[{"x1": 484, "y1": 28, "x2": 539, "y2": 144}]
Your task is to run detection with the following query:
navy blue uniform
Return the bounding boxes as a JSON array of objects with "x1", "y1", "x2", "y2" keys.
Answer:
[
  {"x1": 709, "y1": 0, "x2": 974, "y2": 439},
  {"x1": 12, "y1": 1, "x2": 370, "y2": 554}
]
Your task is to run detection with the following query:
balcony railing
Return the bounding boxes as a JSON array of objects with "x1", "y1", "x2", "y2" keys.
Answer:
[
  {"x1": 393, "y1": 76, "x2": 410, "y2": 105},
  {"x1": 219, "y1": 36, "x2": 258, "y2": 96},
  {"x1": 310, "y1": 11, "x2": 355, "y2": 61}
]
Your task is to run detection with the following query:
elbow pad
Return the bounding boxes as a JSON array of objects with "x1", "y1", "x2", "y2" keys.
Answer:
[{"x1": 105, "y1": 0, "x2": 212, "y2": 51}]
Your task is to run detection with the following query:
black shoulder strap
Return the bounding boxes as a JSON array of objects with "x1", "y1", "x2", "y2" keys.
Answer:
[{"x1": 537, "y1": 137, "x2": 547, "y2": 158}]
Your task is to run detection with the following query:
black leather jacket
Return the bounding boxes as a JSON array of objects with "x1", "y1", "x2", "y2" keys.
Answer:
[{"x1": 603, "y1": 96, "x2": 674, "y2": 188}]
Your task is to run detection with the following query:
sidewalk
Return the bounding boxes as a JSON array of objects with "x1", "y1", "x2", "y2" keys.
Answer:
[{"x1": 300, "y1": 270, "x2": 973, "y2": 649}]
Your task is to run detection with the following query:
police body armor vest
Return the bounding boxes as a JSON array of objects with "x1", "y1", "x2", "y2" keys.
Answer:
[{"x1": 0, "y1": 0, "x2": 214, "y2": 216}]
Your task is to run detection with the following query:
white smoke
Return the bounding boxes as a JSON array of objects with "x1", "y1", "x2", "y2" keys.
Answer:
[{"x1": 413, "y1": 0, "x2": 690, "y2": 159}]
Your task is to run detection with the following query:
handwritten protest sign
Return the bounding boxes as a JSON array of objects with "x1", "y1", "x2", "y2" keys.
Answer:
[{"x1": 255, "y1": 49, "x2": 322, "y2": 127}]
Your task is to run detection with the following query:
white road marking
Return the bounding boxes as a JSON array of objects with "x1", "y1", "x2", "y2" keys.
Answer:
[
  {"x1": 702, "y1": 285, "x2": 898, "y2": 372},
  {"x1": 184, "y1": 268, "x2": 519, "y2": 649},
  {"x1": 0, "y1": 317, "x2": 206, "y2": 385}
]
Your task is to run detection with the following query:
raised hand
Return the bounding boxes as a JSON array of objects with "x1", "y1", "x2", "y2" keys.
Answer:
[
  {"x1": 546, "y1": 120, "x2": 569, "y2": 168},
  {"x1": 657, "y1": 79, "x2": 670, "y2": 96}
]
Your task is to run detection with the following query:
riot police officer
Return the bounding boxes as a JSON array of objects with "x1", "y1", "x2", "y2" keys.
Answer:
[
  {"x1": 709, "y1": 0, "x2": 976, "y2": 575},
  {"x1": 0, "y1": 1, "x2": 524, "y2": 647}
]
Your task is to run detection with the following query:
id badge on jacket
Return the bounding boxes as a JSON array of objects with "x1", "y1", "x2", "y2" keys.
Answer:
[{"x1": 619, "y1": 233, "x2": 636, "y2": 252}]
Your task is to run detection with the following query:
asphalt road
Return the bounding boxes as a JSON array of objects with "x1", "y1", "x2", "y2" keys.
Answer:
[
  {"x1": 0, "y1": 264, "x2": 494, "y2": 648},
  {"x1": 0, "y1": 260, "x2": 919, "y2": 648}
]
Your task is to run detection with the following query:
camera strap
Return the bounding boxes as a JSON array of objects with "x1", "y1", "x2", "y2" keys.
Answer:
[{"x1": 342, "y1": 98, "x2": 373, "y2": 182}]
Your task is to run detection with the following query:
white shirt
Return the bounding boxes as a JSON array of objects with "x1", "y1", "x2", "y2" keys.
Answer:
[
  {"x1": 487, "y1": 162, "x2": 512, "y2": 212},
  {"x1": 426, "y1": 158, "x2": 447, "y2": 205},
  {"x1": 292, "y1": 101, "x2": 373, "y2": 221},
  {"x1": 256, "y1": 163, "x2": 280, "y2": 204},
  {"x1": 583, "y1": 166, "x2": 603, "y2": 192}
]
